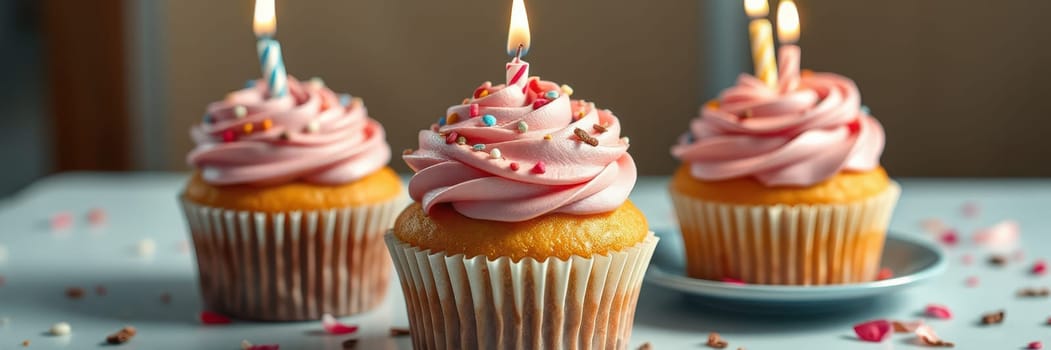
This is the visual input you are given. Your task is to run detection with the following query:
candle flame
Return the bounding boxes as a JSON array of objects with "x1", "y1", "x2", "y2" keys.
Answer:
[
  {"x1": 777, "y1": 0, "x2": 800, "y2": 43},
  {"x1": 254, "y1": 0, "x2": 276, "y2": 37},
  {"x1": 507, "y1": 0, "x2": 531, "y2": 58},
  {"x1": 744, "y1": 0, "x2": 770, "y2": 18}
]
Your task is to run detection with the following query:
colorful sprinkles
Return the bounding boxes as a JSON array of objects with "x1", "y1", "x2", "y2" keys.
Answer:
[
  {"x1": 532, "y1": 98, "x2": 550, "y2": 109},
  {"x1": 531, "y1": 161, "x2": 546, "y2": 174},
  {"x1": 509, "y1": 162, "x2": 520, "y2": 171},
  {"x1": 489, "y1": 148, "x2": 502, "y2": 159},
  {"x1": 339, "y1": 94, "x2": 352, "y2": 107},
  {"x1": 517, "y1": 121, "x2": 528, "y2": 133},
  {"x1": 234, "y1": 105, "x2": 247, "y2": 118},
  {"x1": 482, "y1": 114, "x2": 496, "y2": 126},
  {"x1": 560, "y1": 84, "x2": 574, "y2": 96},
  {"x1": 544, "y1": 90, "x2": 559, "y2": 99},
  {"x1": 447, "y1": 113, "x2": 461, "y2": 124},
  {"x1": 470, "y1": 104, "x2": 480, "y2": 118},
  {"x1": 472, "y1": 144, "x2": 485, "y2": 151}
]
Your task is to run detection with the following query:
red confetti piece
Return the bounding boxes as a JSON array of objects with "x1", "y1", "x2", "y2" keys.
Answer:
[
  {"x1": 876, "y1": 267, "x2": 894, "y2": 280},
  {"x1": 974, "y1": 220, "x2": 1020, "y2": 247},
  {"x1": 51, "y1": 212, "x2": 73, "y2": 231},
  {"x1": 939, "y1": 229, "x2": 958, "y2": 246},
  {"x1": 445, "y1": 132, "x2": 459, "y2": 145},
  {"x1": 962, "y1": 201, "x2": 980, "y2": 218},
  {"x1": 87, "y1": 208, "x2": 107, "y2": 226},
  {"x1": 1033, "y1": 260, "x2": 1047, "y2": 275},
  {"x1": 531, "y1": 162, "x2": 546, "y2": 174},
  {"x1": 1030, "y1": 341, "x2": 1043, "y2": 350},
  {"x1": 532, "y1": 98, "x2": 550, "y2": 109},
  {"x1": 200, "y1": 311, "x2": 232, "y2": 325},
  {"x1": 469, "y1": 104, "x2": 480, "y2": 118},
  {"x1": 966, "y1": 276, "x2": 979, "y2": 287},
  {"x1": 853, "y1": 319, "x2": 891, "y2": 342},
  {"x1": 222, "y1": 130, "x2": 236, "y2": 143},
  {"x1": 925, "y1": 304, "x2": 952, "y2": 319},
  {"x1": 321, "y1": 314, "x2": 358, "y2": 335},
  {"x1": 720, "y1": 277, "x2": 746, "y2": 285}
]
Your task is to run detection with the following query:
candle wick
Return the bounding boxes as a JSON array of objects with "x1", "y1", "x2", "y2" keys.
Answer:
[{"x1": 513, "y1": 44, "x2": 524, "y2": 63}]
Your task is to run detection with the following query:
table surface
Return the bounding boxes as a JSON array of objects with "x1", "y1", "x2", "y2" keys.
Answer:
[{"x1": 1, "y1": 173, "x2": 1049, "y2": 350}]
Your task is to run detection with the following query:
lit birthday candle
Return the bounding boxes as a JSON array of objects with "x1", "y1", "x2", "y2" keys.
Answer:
[
  {"x1": 505, "y1": 0, "x2": 531, "y2": 87},
  {"x1": 745, "y1": 0, "x2": 778, "y2": 88},
  {"x1": 777, "y1": 0, "x2": 801, "y2": 92},
  {"x1": 254, "y1": 0, "x2": 288, "y2": 98}
]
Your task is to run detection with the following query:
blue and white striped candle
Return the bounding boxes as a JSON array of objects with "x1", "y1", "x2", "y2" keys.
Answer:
[{"x1": 253, "y1": 0, "x2": 288, "y2": 98}]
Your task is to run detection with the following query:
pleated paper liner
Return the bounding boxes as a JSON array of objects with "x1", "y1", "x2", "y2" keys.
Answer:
[
  {"x1": 671, "y1": 182, "x2": 900, "y2": 285},
  {"x1": 386, "y1": 232, "x2": 658, "y2": 350},
  {"x1": 179, "y1": 196, "x2": 402, "y2": 321}
]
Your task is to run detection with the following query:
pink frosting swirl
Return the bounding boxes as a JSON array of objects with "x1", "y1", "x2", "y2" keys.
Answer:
[
  {"x1": 403, "y1": 61, "x2": 636, "y2": 222},
  {"x1": 188, "y1": 77, "x2": 391, "y2": 186},
  {"x1": 672, "y1": 71, "x2": 885, "y2": 187}
]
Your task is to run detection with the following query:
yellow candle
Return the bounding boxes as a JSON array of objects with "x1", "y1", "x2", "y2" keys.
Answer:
[{"x1": 744, "y1": 0, "x2": 777, "y2": 88}]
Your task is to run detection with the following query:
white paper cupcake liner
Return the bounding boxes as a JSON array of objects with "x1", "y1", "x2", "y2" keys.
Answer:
[
  {"x1": 386, "y1": 232, "x2": 658, "y2": 350},
  {"x1": 179, "y1": 196, "x2": 403, "y2": 321},
  {"x1": 671, "y1": 182, "x2": 900, "y2": 285}
]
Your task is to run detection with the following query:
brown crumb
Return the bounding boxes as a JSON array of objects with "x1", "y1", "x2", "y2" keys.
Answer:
[
  {"x1": 593, "y1": 124, "x2": 608, "y2": 133},
  {"x1": 707, "y1": 332, "x2": 728, "y2": 349},
  {"x1": 989, "y1": 255, "x2": 1007, "y2": 266},
  {"x1": 981, "y1": 310, "x2": 1005, "y2": 325},
  {"x1": 637, "y1": 342, "x2": 652, "y2": 350},
  {"x1": 160, "y1": 293, "x2": 172, "y2": 304},
  {"x1": 65, "y1": 287, "x2": 85, "y2": 300},
  {"x1": 573, "y1": 128, "x2": 599, "y2": 147},
  {"x1": 106, "y1": 326, "x2": 136, "y2": 344},
  {"x1": 21, "y1": 339, "x2": 29, "y2": 347},
  {"x1": 342, "y1": 338, "x2": 358, "y2": 349},
  {"x1": 390, "y1": 327, "x2": 410, "y2": 337},
  {"x1": 1018, "y1": 287, "x2": 1050, "y2": 297}
]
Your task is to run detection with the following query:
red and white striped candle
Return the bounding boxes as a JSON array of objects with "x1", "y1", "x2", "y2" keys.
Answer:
[{"x1": 776, "y1": 0, "x2": 801, "y2": 92}]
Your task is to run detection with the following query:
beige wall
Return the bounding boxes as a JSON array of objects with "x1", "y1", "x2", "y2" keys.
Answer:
[{"x1": 165, "y1": 0, "x2": 1051, "y2": 177}]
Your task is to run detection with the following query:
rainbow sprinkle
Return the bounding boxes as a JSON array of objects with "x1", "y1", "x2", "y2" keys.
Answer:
[
  {"x1": 339, "y1": 94, "x2": 352, "y2": 107},
  {"x1": 489, "y1": 148, "x2": 502, "y2": 159},
  {"x1": 544, "y1": 90, "x2": 559, "y2": 99},
  {"x1": 262, "y1": 119, "x2": 273, "y2": 130},
  {"x1": 473, "y1": 144, "x2": 486, "y2": 151},
  {"x1": 234, "y1": 105, "x2": 247, "y2": 118},
  {"x1": 531, "y1": 161, "x2": 546, "y2": 174},
  {"x1": 517, "y1": 121, "x2": 528, "y2": 133},
  {"x1": 509, "y1": 162, "x2": 520, "y2": 171},
  {"x1": 470, "y1": 104, "x2": 480, "y2": 118},
  {"x1": 243, "y1": 123, "x2": 254, "y2": 134},
  {"x1": 447, "y1": 113, "x2": 460, "y2": 124},
  {"x1": 445, "y1": 132, "x2": 459, "y2": 144},
  {"x1": 560, "y1": 84, "x2": 573, "y2": 96},
  {"x1": 306, "y1": 120, "x2": 320, "y2": 133},
  {"x1": 482, "y1": 114, "x2": 496, "y2": 127},
  {"x1": 456, "y1": 136, "x2": 466, "y2": 145},
  {"x1": 438, "y1": 116, "x2": 447, "y2": 126}
]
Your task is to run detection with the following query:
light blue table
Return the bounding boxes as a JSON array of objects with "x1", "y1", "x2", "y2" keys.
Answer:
[{"x1": 0, "y1": 173, "x2": 1048, "y2": 349}]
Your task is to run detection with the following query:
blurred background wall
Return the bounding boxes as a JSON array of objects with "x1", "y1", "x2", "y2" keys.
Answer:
[{"x1": 3, "y1": 0, "x2": 1051, "y2": 196}]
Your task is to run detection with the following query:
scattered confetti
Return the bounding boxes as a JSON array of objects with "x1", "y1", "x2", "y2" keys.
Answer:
[
  {"x1": 892, "y1": 320, "x2": 923, "y2": 333},
  {"x1": 939, "y1": 230, "x2": 958, "y2": 246},
  {"x1": 1029, "y1": 341, "x2": 1043, "y2": 350},
  {"x1": 105, "y1": 326, "x2": 136, "y2": 344},
  {"x1": 915, "y1": 325, "x2": 953, "y2": 347},
  {"x1": 1018, "y1": 287, "x2": 1049, "y2": 297},
  {"x1": 200, "y1": 311, "x2": 232, "y2": 325},
  {"x1": 876, "y1": 267, "x2": 894, "y2": 280},
  {"x1": 87, "y1": 208, "x2": 106, "y2": 226},
  {"x1": 720, "y1": 277, "x2": 745, "y2": 285},
  {"x1": 388, "y1": 325, "x2": 407, "y2": 336},
  {"x1": 321, "y1": 314, "x2": 359, "y2": 335},
  {"x1": 49, "y1": 322, "x2": 71, "y2": 336},
  {"x1": 242, "y1": 340, "x2": 280, "y2": 350},
  {"x1": 925, "y1": 304, "x2": 952, "y2": 319},
  {"x1": 66, "y1": 287, "x2": 85, "y2": 300},
  {"x1": 980, "y1": 310, "x2": 1005, "y2": 325},
  {"x1": 961, "y1": 201, "x2": 980, "y2": 218},
  {"x1": 1033, "y1": 260, "x2": 1047, "y2": 275},
  {"x1": 853, "y1": 319, "x2": 891, "y2": 342},
  {"x1": 50, "y1": 212, "x2": 73, "y2": 231},
  {"x1": 137, "y1": 239, "x2": 156, "y2": 257},
  {"x1": 706, "y1": 332, "x2": 728, "y2": 348},
  {"x1": 974, "y1": 220, "x2": 1020, "y2": 247},
  {"x1": 965, "y1": 276, "x2": 979, "y2": 287}
]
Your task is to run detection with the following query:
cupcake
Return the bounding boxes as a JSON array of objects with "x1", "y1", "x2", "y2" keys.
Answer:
[
  {"x1": 390, "y1": 58, "x2": 658, "y2": 349},
  {"x1": 180, "y1": 77, "x2": 402, "y2": 321},
  {"x1": 670, "y1": 70, "x2": 899, "y2": 285}
]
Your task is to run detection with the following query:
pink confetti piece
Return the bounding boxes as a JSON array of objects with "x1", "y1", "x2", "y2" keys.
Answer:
[
  {"x1": 321, "y1": 314, "x2": 358, "y2": 335},
  {"x1": 938, "y1": 229, "x2": 958, "y2": 246},
  {"x1": 892, "y1": 320, "x2": 924, "y2": 333},
  {"x1": 920, "y1": 218, "x2": 948, "y2": 235},
  {"x1": 853, "y1": 319, "x2": 891, "y2": 342},
  {"x1": 199, "y1": 311, "x2": 232, "y2": 325},
  {"x1": 973, "y1": 220, "x2": 1020, "y2": 247},
  {"x1": 961, "y1": 254, "x2": 974, "y2": 265},
  {"x1": 925, "y1": 304, "x2": 952, "y2": 319},
  {"x1": 961, "y1": 201, "x2": 980, "y2": 218},
  {"x1": 1034, "y1": 260, "x2": 1048, "y2": 276},
  {"x1": 50, "y1": 212, "x2": 73, "y2": 231},
  {"x1": 720, "y1": 277, "x2": 746, "y2": 285},
  {"x1": 87, "y1": 208, "x2": 107, "y2": 226},
  {"x1": 1030, "y1": 341, "x2": 1044, "y2": 350},
  {"x1": 966, "y1": 276, "x2": 980, "y2": 287},
  {"x1": 877, "y1": 267, "x2": 894, "y2": 280}
]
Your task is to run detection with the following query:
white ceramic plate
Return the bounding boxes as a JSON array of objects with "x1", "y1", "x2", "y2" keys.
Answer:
[{"x1": 645, "y1": 230, "x2": 948, "y2": 311}]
